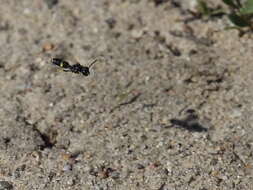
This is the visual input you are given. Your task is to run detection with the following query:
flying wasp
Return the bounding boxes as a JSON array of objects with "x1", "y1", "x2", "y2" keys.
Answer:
[{"x1": 51, "y1": 58, "x2": 97, "y2": 76}]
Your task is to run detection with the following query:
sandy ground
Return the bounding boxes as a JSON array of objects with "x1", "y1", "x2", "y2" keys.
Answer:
[{"x1": 0, "y1": 0, "x2": 253, "y2": 189}]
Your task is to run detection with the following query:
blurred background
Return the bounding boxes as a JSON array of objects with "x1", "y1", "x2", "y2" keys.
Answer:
[{"x1": 0, "y1": 0, "x2": 252, "y2": 189}]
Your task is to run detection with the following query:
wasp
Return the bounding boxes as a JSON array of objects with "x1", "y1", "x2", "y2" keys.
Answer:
[{"x1": 51, "y1": 58, "x2": 97, "y2": 76}]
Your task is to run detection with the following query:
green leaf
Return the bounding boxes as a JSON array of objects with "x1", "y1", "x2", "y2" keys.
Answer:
[
  {"x1": 224, "y1": 26, "x2": 243, "y2": 30},
  {"x1": 240, "y1": 0, "x2": 253, "y2": 14},
  {"x1": 222, "y1": 0, "x2": 238, "y2": 8},
  {"x1": 197, "y1": 0, "x2": 211, "y2": 16},
  {"x1": 228, "y1": 13, "x2": 250, "y2": 27},
  {"x1": 209, "y1": 9, "x2": 226, "y2": 16}
]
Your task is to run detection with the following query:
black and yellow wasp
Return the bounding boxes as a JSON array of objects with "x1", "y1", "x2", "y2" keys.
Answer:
[{"x1": 51, "y1": 58, "x2": 97, "y2": 76}]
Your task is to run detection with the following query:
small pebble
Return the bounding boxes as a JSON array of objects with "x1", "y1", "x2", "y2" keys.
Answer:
[
  {"x1": 0, "y1": 181, "x2": 13, "y2": 190},
  {"x1": 110, "y1": 171, "x2": 120, "y2": 179},
  {"x1": 42, "y1": 43, "x2": 55, "y2": 52},
  {"x1": 44, "y1": 0, "x2": 58, "y2": 9},
  {"x1": 136, "y1": 163, "x2": 145, "y2": 170},
  {"x1": 131, "y1": 29, "x2": 144, "y2": 40},
  {"x1": 105, "y1": 18, "x2": 117, "y2": 29},
  {"x1": 63, "y1": 164, "x2": 72, "y2": 172}
]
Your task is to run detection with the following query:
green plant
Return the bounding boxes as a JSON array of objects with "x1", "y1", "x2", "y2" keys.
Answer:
[
  {"x1": 223, "y1": 0, "x2": 253, "y2": 31},
  {"x1": 196, "y1": 0, "x2": 224, "y2": 17}
]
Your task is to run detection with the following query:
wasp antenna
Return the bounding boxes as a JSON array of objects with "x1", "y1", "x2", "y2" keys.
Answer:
[{"x1": 88, "y1": 59, "x2": 97, "y2": 68}]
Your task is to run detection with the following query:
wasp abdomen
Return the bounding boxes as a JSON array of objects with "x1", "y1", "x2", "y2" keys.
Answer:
[{"x1": 51, "y1": 58, "x2": 70, "y2": 68}]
